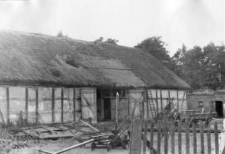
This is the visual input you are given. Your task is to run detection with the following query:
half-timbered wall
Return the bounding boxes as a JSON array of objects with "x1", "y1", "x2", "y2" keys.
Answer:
[{"x1": 0, "y1": 86, "x2": 97, "y2": 125}]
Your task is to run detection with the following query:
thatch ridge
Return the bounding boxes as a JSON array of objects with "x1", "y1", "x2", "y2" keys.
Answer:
[{"x1": 0, "y1": 31, "x2": 190, "y2": 89}]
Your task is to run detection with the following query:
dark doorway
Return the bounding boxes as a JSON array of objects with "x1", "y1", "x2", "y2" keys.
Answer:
[
  {"x1": 97, "y1": 89, "x2": 111, "y2": 121},
  {"x1": 215, "y1": 101, "x2": 223, "y2": 118},
  {"x1": 103, "y1": 98, "x2": 111, "y2": 120}
]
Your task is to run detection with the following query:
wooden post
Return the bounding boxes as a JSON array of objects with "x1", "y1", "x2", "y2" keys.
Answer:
[
  {"x1": 61, "y1": 88, "x2": 64, "y2": 122},
  {"x1": 164, "y1": 123, "x2": 168, "y2": 154},
  {"x1": 168, "y1": 90, "x2": 171, "y2": 105},
  {"x1": 143, "y1": 120, "x2": 147, "y2": 154},
  {"x1": 160, "y1": 90, "x2": 163, "y2": 111},
  {"x1": 207, "y1": 127, "x2": 211, "y2": 154},
  {"x1": 115, "y1": 92, "x2": 119, "y2": 129},
  {"x1": 145, "y1": 88, "x2": 149, "y2": 119},
  {"x1": 52, "y1": 88, "x2": 55, "y2": 123},
  {"x1": 35, "y1": 88, "x2": 39, "y2": 124},
  {"x1": 200, "y1": 121, "x2": 204, "y2": 154},
  {"x1": 178, "y1": 121, "x2": 182, "y2": 154},
  {"x1": 6, "y1": 87, "x2": 9, "y2": 125},
  {"x1": 25, "y1": 88, "x2": 28, "y2": 123},
  {"x1": 150, "y1": 122, "x2": 154, "y2": 154},
  {"x1": 193, "y1": 123, "x2": 197, "y2": 154},
  {"x1": 156, "y1": 90, "x2": 159, "y2": 114},
  {"x1": 186, "y1": 119, "x2": 190, "y2": 154},
  {"x1": 129, "y1": 119, "x2": 142, "y2": 154},
  {"x1": 177, "y1": 90, "x2": 179, "y2": 110},
  {"x1": 215, "y1": 122, "x2": 219, "y2": 154},
  {"x1": 157, "y1": 121, "x2": 161, "y2": 154},
  {"x1": 73, "y1": 88, "x2": 76, "y2": 122},
  {"x1": 171, "y1": 123, "x2": 175, "y2": 154}
]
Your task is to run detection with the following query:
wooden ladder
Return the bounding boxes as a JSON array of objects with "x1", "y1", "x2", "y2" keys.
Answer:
[{"x1": 146, "y1": 90, "x2": 157, "y2": 118}]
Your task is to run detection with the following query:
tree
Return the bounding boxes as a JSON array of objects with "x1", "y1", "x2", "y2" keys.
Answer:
[
  {"x1": 104, "y1": 38, "x2": 118, "y2": 44},
  {"x1": 56, "y1": 31, "x2": 68, "y2": 38},
  {"x1": 172, "y1": 43, "x2": 225, "y2": 90},
  {"x1": 135, "y1": 36, "x2": 177, "y2": 73}
]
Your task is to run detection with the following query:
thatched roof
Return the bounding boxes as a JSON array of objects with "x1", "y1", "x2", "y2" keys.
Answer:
[{"x1": 0, "y1": 31, "x2": 190, "y2": 89}]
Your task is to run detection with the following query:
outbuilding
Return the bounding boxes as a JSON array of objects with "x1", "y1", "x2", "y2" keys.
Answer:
[{"x1": 0, "y1": 31, "x2": 190, "y2": 125}]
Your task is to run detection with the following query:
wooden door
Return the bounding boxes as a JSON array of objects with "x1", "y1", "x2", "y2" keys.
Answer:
[{"x1": 81, "y1": 88, "x2": 97, "y2": 123}]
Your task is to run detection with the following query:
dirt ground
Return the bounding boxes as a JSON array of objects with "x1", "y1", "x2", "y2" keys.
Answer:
[
  {"x1": 9, "y1": 139, "x2": 129, "y2": 154},
  {"x1": 8, "y1": 119, "x2": 223, "y2": 154}
]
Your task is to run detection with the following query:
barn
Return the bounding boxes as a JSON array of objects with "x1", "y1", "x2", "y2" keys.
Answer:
[{"x1": 0, "y1": 31, "x2": 190, "y2": 125}]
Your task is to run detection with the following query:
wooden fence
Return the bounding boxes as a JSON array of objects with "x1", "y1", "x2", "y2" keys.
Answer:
[{"x1": 130, "y1": 119, "x2": 220, "y2": 154}]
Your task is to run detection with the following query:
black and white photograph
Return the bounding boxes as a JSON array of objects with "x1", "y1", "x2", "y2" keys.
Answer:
[{"x1": 0, "y1": 0, "x2": 224, "y2": 153}]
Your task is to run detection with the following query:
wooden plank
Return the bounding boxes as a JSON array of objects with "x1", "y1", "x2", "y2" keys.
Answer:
[
  {"x1": 150, "y1": 122, "x2": 154, "y2": 154},
  {"x1": 155, "y1": 90, "x2": 159, "y2": 114},
  {"x1": 160, "y1": 90, "x2": 163, "y2": 111},
  {"x1": 35, "y1": 88, "x2": 39, "y2": 124},
  {"x1": 73, "y1": 88, "x2": 76, "y2": 122},
  {"x1": 193, "y1": 123, "x2": 197, "y2": 154},
  {"x1": 200, "y1": 122, "x2": 204, "y2": 154},
  {"x1": 143, "y1": 120, "x2": 147, "y2": 154},
  {"x1": 177, "y1": 90, "x2": 179, "y2": 109},
  {"x1": 61, "y1": 88, "x2": 64, "y2": 122},
  {"x1": 207, "y1": 127, "x2": 211, "y2": 154},
  {"x1": 157, "y1": 121, "x2": 161, "y2": 154},
  {"x1": 171, "y1": 123, "x2": 175, "y2": 154},
  {"x1": 168, "y1": 90, "x2": 171, "y2": 105},
  {"x1": 164, "y1": 123, "x2": 168, "y2": 154},
  {"x1": 186, "y1": 119, "x2": 190, "y2": 154},
  {"x1": 215, "y1": 122, "x2": 219, "y2": 154},
  {"x1": 129, "y1": 119, "x2": 142, "y2": 154},
  {"x1": 52, "y1": 88, "x2": 55, "y2": 123},
  {"x1": 145, "y1": 88, "x2": 149, "y2": 119},
  {"x1": 25, "y1": 88, "x2": 28, "y2": 123},
  {"x1": 178, "y1": 121, "x2": 182, "y2": 154},
  {"x1": 6, "y1": 87, "x2": 9, "y2": 124}
]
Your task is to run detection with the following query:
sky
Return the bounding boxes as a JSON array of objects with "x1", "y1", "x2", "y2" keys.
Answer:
[{"x1": 0, "y1": 0, "x2": 224, "y2": 56}]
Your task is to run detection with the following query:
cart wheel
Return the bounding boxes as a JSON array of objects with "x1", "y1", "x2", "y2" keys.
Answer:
[{"x1": 91, "y1": 143, "x2": 95, "y2": 151}]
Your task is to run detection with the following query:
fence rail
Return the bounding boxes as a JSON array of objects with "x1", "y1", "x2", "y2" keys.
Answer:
[{"x1": 130, "y1": 119, "x2": 220, "y2": 154}]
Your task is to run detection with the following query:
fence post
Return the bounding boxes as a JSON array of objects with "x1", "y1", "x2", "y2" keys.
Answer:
[
  {"x1": 143, "y1": 120, "x2": 147, "y2": 154},
  {"x1": 157, "y1": 121, "x2": 161, "y2": 154},
  {"x1": 193, "y1": 123, "x2": 197, "y2": 154},
  {"x1": 164, "y1": 122, "x2": 168, "y2": 154},
  {"x1": 171, "y1": 123, "x2": 175, "y2": 154},
  {"x1": 207, "y1": 125, "x2": 211, "y2": 154},
  {"x1": 215, "y1": 122, "x2": 219, "y2": 154},
  {"x1": 200, "y1": 121, "x2": 204, "y2": 154},
  {"x1": 150, "y1": 122, "x2": 154, "y2": 154},
  {"x1": 178, "y1": 121, "x2": 182, "y2": 154},
  {"x1": 186, "y1": 119, "x2": 190, "y2": 154},
  {"x1": 219, "y1": 119, "x2": 225, "y2": 154}
]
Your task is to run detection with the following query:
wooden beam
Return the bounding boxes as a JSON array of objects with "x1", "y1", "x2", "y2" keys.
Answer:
[
  {"x1": 73, "y1": 88, "x2": 76, "y2": 122},
  {"x1": 35, "y1": 88, "x2": 39, "y2": 124},
  {"x1": 61, "y1": 88, "x2": 64, "y2": 122},
  {"x1": 6, "y1": 87, "x2": 9, "y2": 125},
  {"x1": 156, "y1": 90, "x2": 159, "y2": 114},
  {"x1": 52, "y1": 88, "x2": 55, "y2": 123},
  {"x1": 160, "y1": 90, "x2": 163, "y2": 111},
  {"x1": 177, "y1": 90, "x2": 179, "y2": 110},
  {"x1": 129, "y1": 119, "x2": 142, "y2": 154},
  {"x1": 168, "y1": 90, "x2": 171, "y2": 104},
  {"x1": 25, "y1": 88, "x2": 28, "y2": 123}
]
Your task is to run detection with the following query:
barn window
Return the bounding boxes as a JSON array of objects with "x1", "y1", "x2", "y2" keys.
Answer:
[{"x1": 198, "y1": 101, "x2": 203, "y2": 107}]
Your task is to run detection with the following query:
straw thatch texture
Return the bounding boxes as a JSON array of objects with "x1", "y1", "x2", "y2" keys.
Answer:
[{"x1": 0, "y1": 31, "x2": 190, "y2": 89}]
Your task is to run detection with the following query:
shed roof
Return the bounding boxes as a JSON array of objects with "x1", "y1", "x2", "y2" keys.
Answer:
[{"x1": 0, "y1": 31, "x2": 190, "y2": 89}]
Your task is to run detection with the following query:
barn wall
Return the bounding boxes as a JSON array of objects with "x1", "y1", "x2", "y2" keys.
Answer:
[
  {"x1": 187, "y1": 94, "x2": 214, "y2": 112},
  {"x1": 0, "y1": 86, "x2": 97, "y2": 125}
]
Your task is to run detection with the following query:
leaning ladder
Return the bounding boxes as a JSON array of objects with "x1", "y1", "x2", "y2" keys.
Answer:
[{"x1": 146, "y1": 89, "x2": 157, "y2": 119}]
